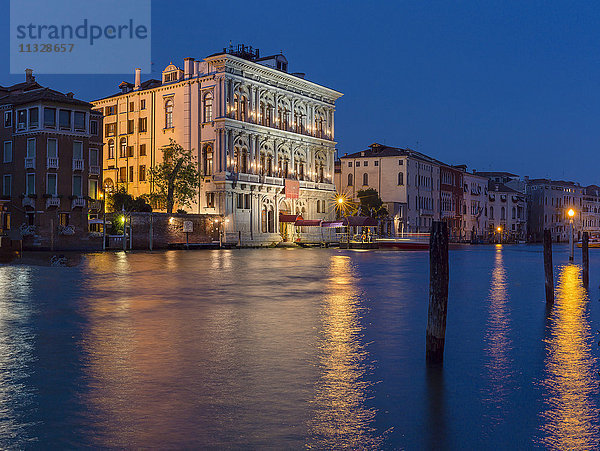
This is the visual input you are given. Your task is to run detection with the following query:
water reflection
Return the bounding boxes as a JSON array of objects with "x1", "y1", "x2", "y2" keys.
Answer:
[
  {"x1": 0, "y1": 267, "x2": 36, "y2": 446},
  {"x1": 307, "y1": 255, "x2": 380, "y2": 448},
  {"x1": 539, "y1": 264, "x2": 600, "y2": 449},
  {"x1": 482, "y1": 245, "x2": 514, "y2": 425}
]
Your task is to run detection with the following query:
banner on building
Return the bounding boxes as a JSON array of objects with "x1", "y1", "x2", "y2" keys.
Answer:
[{"x1": 285, "y1": 179, "x2": 299, "y2": 199}]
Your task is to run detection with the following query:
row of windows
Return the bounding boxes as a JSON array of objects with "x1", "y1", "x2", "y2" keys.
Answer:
[
  {"x1": 2, "y1": 139, "x2": 97, "y2": 165},
  {"x1": 103, "y1": 99, "x2": 146, "y2": 116},
  {"x1": 5, "y1": 108, "x2": 96, "y2": 133},
  {"x1": 348, "y1": 159, "x2": 404, "y2": 167},
  {"x1": 347, "y1": 172, "x2": 404, "y2": 187},
  {"x1": 116, "y1": 165, "x2": 147, "y2": 183},
  {"x1": 104, "y1": 117, "x2": 147, "y2": 137},
  {"x1": 106, "y1": 139, "x2": 147, "y2": 159},
  {"x1": 2, "y1": 173, "x2": 96, "y2": 198}
]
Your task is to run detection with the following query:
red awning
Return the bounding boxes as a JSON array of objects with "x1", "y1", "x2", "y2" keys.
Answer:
[
  {"x1": 295, "y1": 219, "x2": 322, "y2": 227},
  {"x1": 279, "y1": 214, "x2": 302, "y2": 223},
  {"x1": 342, "y1": 216, "x2": 379, "y2": 227}
]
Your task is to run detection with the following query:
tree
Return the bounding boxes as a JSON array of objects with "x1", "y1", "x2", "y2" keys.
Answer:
[
  {"x1": 356, "y1": 188, "x2": 388, "y2": 218},
  {"x1": 147, "y1": 139, "x2": 201, "y2": 214},
  {"x1": 107, "y1": 188, "x2": 152, "y2": 212}
]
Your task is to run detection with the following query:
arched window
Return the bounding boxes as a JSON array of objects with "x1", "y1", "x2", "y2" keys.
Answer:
[
  {"x1": 512, "y1": 207, "x2": 516, "y2": 219},
  {"x1": 165, "y1": 99, "x2": 173, "y2": 128},
  {"x1": 348, "y1": 173, "x2": 353, "y2": 186},
  {"x1": 501, "y1": 206, "x2": 506, "y2": 220},
  {"x1": 108, "y1": 139, "x2": 115, "y2": 159},
  {"x1": 119, "y1": 138, "x2": 127, "y2": 158},
  {"x1": 261, "y1": 208, "x2": 267, "y2": 233},
  {"x1": 298, "y1": 162, "x2": 305, "y2": 180},
  {"x1": 260, "y1": 102, "x2": 266, "y2": 125},
  {"x1": 240, "y1": 96, "x2": 247, "y2": 121},
  {"x1": 283, "y1": 159, "x2": 289, "y2": 178},
  {"x1": 241, "y1": 150, "x2": 248, "y2": 173},
  {"x1": 398, "y1": 172, "x2": 404, "y2": 185},
  {"x1": 202, "y1": 145, "x2": 213, "y2": 175},
  {"x1": 363, "y1": 173, "x2": 368, "y2": 186},
  {"x1": 233, "y1": 148, "x2": 240, "y2": 173},
  {"x1": 103, "y1": 178, "x2": 115, "y2": 194},
  {"x1": 260, "y1": 154, "x2": 266, "y2": 175},
  {"x1": 203, "y1": 92, "x2": 213, "y2": 122},
  {"x1": 266, "y1": 156, "x2": 273, "y2": 176},
  {"x1": 233, "y1": 94, "x2": 239, "y2": 119},
  {"x1": 265, "y1": 105, "x2": 272, "y2": 127},
  {"x1": 268, "y1": 207, "x2": 274, "y2": 233}
]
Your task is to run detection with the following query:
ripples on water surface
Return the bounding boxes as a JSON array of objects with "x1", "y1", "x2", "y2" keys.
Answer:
[{"x1": 0, "y1": 245, "x2": 599, "y2": 448}]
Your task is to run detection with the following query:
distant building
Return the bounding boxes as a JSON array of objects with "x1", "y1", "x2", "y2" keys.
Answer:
[
  {"x1": 527, "y1": 179, "x2": 584, "y2": 242},
  {"x1": 338, "y1": 143, "x2": 455, "y2": 236},
  {"x1": 460, "y1": 168, "x2": 489, "y2": 241},
  {"x1": 0, "y1": 70, "x2": 103, "y2": 249},
  {"x1": 92, "y1": 44, "x2": 342, "y2": 244},
  {"x1": 487, "y1": 181, "x2": 527, "y2": 242}
]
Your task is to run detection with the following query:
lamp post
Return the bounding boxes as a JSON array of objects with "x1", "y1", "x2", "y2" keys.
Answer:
[
  {"x1": 497, "y1": 226, "x2": 503, "y2": 244},
  {"x1": 568, "y1": 208, "x2": 575, "y2": 261}
]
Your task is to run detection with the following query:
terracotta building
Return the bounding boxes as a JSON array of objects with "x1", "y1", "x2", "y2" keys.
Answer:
[{"x1": 0, "y1": 70, "x2": 103, "y2": 250}]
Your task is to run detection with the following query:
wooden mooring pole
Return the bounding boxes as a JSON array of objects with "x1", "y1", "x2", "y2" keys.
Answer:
[
  {"x1": 426, "y1": 221, "x2": 449, "y2": 364},
  {"x1": 543, "y1": 229, "x2": 554, "y2": 304},
  {"x1": 582, "y1": 231, "x2": 589, "y2": 288}
]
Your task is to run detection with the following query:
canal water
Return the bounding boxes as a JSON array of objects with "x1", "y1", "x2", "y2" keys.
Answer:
[{"x1": 1, "y1": 245, "x2": 599, "y2": 449}]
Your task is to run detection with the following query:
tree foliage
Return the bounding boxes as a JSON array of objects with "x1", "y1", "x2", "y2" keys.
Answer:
[
  {"x1": 146, "y1": 139, "x2": 201, "y2": 214},
  {"x1": 356, "y1": 188, "x2": 388, "y2": 218},
  {"x1": 107, "y1": 188, "x2": 152, "y2": 212}
]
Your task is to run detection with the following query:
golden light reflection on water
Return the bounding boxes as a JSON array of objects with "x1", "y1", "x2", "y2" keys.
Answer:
[
  {"x1": 307, "y1": 255, "x2": 381, "y2": 448},
  {"x1": 540, "y1": 264, "x2": 599, "y2": 450},
  {"x1": 482, "y1": 245, "x2": 514, "y2": 425}
]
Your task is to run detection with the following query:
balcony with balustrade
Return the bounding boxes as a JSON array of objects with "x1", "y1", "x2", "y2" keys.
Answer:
[
  {"x1": 45, "y1": 197, "x2": 60, "y2": 209},
  {"x1": 71, "y1": 197, "x2": 86, "y2": 209},
  {"x1": 72, "y1": 159, "x2": 84, "y2": 171},
  {"x1": 24, "y1": 157, "x2": 35, "y2": 169},
  {"x1": 47, "y1": 157, "x2": 59, "y2": 169},
  {"x1": 22, "y1": 197, "x2": 36, "y2": 209},
  {"x1": 89, "y1": 165, "x2": 100, "y2": 176}
]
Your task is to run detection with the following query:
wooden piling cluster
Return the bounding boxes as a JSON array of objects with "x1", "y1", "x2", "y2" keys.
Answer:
[{"x1": 426, "y1": 221, "x2": 449, "y2": 364}]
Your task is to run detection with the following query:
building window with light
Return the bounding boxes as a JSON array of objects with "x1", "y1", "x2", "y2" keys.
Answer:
[
  {"x1": 120, "y1": 138, "x2": 127, "y2": 158},
  {"x1": 165, "y1": 98, "x2": 173, "y2": 128},
  {"x1": 240, "y1": 96, "x2": 247, "y2": 121},
  {"x1": 202, "y1": 144, "x2": 213, "y2": 176},
  {"x1": 203, "y1": 92, "x2": 213, "y2": 122},
  {"x1": 108, "y1": 140, "x2": 115, "y2": 159}
]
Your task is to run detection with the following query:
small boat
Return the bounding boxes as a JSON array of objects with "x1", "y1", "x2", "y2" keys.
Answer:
[
  {"x1": 375, "y1": 235, "x2": 429, "y2": 251},
  {"x1": 577, "y1": 241, "x2": 600, "y2": 248}
]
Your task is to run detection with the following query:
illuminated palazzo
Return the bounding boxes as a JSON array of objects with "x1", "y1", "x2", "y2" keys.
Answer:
[{"x1": 92, "y1": 44, "x2": 342, "y2": 245}]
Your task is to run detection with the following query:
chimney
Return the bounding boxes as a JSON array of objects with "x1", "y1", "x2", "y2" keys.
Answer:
[
  {"x1": 184, "y1": 57, "x2": 194, "y2": 79},
  {"x1": 133, "y1": 68, "x2": 141, "y2": 90},
  {"x1": 66, "y1": 92, "x2": 74, "y2": 99},
  {"x1": 25, "y1": 68, "x2": 35, "y2": 83}
]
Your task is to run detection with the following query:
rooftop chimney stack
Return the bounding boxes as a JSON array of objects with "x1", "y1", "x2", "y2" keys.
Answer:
[
  {"x1": 25, "y1": 68, "x2": 34, "y2": 83},
  {"x1": 134, "y1": 68, "x2": 141, "y2": 90},
  {"x1": 184, "y1": 57, "x2": 194, "y2": 79}
]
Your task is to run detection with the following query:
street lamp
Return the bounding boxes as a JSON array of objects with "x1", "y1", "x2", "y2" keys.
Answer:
[
  {"x1": 568, "y1": 208, "x2": 575, "y2": 261},
  {"x1": 497, "y1": 226, "x2": 503, "y2": 243}
]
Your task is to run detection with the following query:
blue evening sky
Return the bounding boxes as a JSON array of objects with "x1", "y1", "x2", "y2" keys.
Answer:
[{"x1": 1, "y1": 0, "x2": 599, "y2": 184}]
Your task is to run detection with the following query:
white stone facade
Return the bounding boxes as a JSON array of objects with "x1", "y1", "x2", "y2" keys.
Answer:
[
  {"x1": 93, "y1": 47, "x2": 342, "y2": 244},
  {"x1": 461, "y1": 171, "x2": 489, "y2": 241}
]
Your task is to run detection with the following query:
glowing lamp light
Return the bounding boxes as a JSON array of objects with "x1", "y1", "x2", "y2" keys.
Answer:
[
  {"x1": 120, "y1": 215, "x2": 125, "y2": 224},
  {"x1": 337, "y1": 197, "x2": 345, "y2": 205},
  {"x1": 568, "y1": 208, "x2": 575, "y2": 218},
  {"x1": 497, "y1": 226, "x2": 502, "y2": 232},
  {"x1": 169, "y1": 217, "x2": 174, "y2": 224}
]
